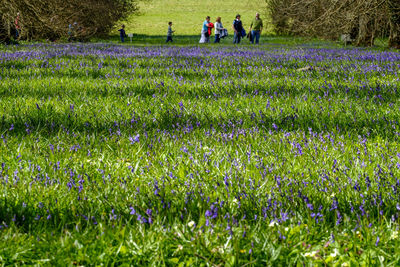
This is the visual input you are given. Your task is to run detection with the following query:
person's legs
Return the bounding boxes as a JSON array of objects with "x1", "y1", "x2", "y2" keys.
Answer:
[
  {"x1": 233, "y1": 32, "x2": 239, "y2": 44},
  {"x1": 214, "y1": 34, "x2": 220, "y2": 43},
  {"x1": 251, "y1": 30, "x2": 255, "y2": 44},
  {"x1": 121, "y1": 36, "x2": 124, "y2": 43},
  {"x1": 255, "y1": 31, "x2": 261, "y2": 44},
  {"x1": 166, "y1": 36, "x2": 172, "y2": 43}
]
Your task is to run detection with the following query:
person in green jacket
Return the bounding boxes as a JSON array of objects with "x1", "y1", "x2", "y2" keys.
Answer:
[{"x1": 249, "y1": 13, "x2": 263, "y2": 44}]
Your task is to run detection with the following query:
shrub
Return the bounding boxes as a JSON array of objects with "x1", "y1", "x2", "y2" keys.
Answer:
[{"x1": 0, "y1": 0, "x2": 138, "y2": 42}]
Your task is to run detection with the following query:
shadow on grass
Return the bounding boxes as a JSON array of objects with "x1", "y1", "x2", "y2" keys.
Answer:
[
  {"x1": 0, "y1": 104, "x2": 396, "y2": 139},
  {"x1": 101, "y1": 34, "x2": 317, "y2": 47},
  {"x1": 0, "y1": 77, "x2": 397, "y2": 107}
]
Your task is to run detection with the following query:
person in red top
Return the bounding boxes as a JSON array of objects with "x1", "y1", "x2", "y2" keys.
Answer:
[
  {"x1": 207, "y1": 22, "x2": 214, "y2": 37},
  {"x1": 15, "y1": 12, "x2": 21, "y2": 39}
]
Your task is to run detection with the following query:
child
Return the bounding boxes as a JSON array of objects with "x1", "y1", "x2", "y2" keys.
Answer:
[
  {"x1": 118, "y1": 25, "x2": 127, "y2": 43},
  {"x1": 166, "y1": 22, "x2": 174, "y2": 43}
]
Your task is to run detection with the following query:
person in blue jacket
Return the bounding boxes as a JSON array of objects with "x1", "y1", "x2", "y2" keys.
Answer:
[{"x1": 118, "y1": 25, "x2": 127, "y2": 43}]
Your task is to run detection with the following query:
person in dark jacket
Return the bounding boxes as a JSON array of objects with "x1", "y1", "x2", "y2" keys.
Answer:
[
  {"x1": 118, "y1": 25, "x2": 127, "y2": 43},
  {"x1": 232, "y1": 14, "x2": 243, "y2": 44}
]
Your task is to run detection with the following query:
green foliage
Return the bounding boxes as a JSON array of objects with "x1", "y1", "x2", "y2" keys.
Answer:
[{"x1": 0, "y1": 0, "x2": 139, "y2": 41}]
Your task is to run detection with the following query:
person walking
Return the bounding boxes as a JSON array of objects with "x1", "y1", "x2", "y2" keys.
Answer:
[
  {"x1": 118, "y1": 24, "x2": 127, "y2": 43},
  {"x1": 199, "y1": 16, "x2": 211, "y2": 43},
  {"x1": 166, "y1": 21, "x2": 175, "y2": 43},
  {"x1": 214, "y1": 17, "x2": 225, "y2": 43},
  {"x1": 232, "y1": 14, "x2": 243, "y2": 44},
  {"x1": 249, "y1": 13, "x2": 263, "y2": 44}
]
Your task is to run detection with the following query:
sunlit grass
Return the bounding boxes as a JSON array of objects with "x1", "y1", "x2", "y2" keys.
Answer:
[{"x1": 0, "y1": 42, "x2": 400, "y2": 265}]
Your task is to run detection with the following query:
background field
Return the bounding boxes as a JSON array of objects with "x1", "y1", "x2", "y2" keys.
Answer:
[{"x1": 123, "y1": 0, "x2": 270, "y2": 36}]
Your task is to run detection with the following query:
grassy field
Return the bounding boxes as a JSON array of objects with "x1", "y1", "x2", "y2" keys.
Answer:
[
  {"x1": 1, "y1": 38, "x2": 400, "y2": 265},
  {"x1": 123, "y1": 0, "x2": 269, "y2": 36}
]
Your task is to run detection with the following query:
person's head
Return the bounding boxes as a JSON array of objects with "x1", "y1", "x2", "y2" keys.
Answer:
[
  {"x1": 256, "y1": 13, "x2": 260, "y2": 19},
  {"x1": 216, "y1": 17, "x2": 221, "y2": 23},
  {"x1": 17, "y1": 12, "x2": 20, "y2": 17},
  {"x1": 236, "y1": 14, "x2": 241, "y2": 20},
  {"x1": 206, "y1": 16, "x2": 210, "y2": 22},
  {"x1": 121, "y1": 24, "x2": 125, "y2": 29},
  {"x1": 168, "y1": 21, "x2": 172, "y2": 26}
]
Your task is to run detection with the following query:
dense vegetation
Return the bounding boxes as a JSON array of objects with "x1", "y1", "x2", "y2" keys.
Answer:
[
  {"x1": 0, "y1": 0, "x2": 138, "y2": 42},
  {"x1": 1, "y1": 41, "x2": 400, "y2": 265},
  {"x1": 267, "y1": 0, "x2": 400, "y2": 48}
]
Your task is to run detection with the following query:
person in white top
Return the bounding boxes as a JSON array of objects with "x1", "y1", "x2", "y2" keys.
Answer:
[{"x1": 214, "y1": 17, "x2": 225, "y2": 43}]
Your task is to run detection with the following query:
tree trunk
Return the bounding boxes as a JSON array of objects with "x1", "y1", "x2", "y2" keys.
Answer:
[
  {"x1": 356, "y1": 14, "x2": 375, "y2": 47},
  {"x1": 388, "y1": 0, "x2": 400, "y2": 49}
]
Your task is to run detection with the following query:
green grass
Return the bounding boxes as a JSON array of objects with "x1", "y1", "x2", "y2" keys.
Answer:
[
  {"x1": 122, "y1": 0, "x2": 269, "y2": 36},
  {"x1": 1, "y1": 40, "x2": 400, "y2": 265}
]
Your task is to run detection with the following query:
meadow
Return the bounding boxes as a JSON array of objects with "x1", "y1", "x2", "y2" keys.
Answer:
[
  {"x1": 123, "y1": 0, "x2": 269, "y2": 36},
  {"x1": 1, "y1": 40, "x2": 400, "y2": 265}
]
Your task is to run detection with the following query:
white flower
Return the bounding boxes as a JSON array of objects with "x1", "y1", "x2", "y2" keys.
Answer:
[
  {"x1": 269, "y1": 221, "x2": 277, "y2": 227},
  {"x1": 330, "y1": 248, "x2": 339, "y2": 257},
  {"x1": 188, "y1": 221, "x2": 195, "y2": 228},
  {"x1": 390, "y1": 231, "x2": 398, "y2": 240},
  {"x1": 304, "y1": 251, "x2": 318, "y2": 258}
]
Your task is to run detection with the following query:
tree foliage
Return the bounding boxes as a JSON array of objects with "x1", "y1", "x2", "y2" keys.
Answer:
[
  {"x1": 0, "y1": 0, "x2": 138, "y2": 42},
  {"x1": 267, "y1": 0, "x2": 400, "y2": 48}
]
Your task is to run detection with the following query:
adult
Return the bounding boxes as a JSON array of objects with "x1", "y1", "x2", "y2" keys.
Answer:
[
  {"x1": 214, "y1": 17, "x2": 225, "y2": 43},
  {"x1": 199, "y1": 16, "x2": 211, "y2": 44},
  {"x1": 232, "y1": 14, "x2": 243, "y2": 44},
  {"x1": 119, "y1": 24, "x2": 127, "y2": 43},
  {"x1": 15, "y1": 13, "x2": 21, "y2": 40},
  {"x1": 249, "y1": 13, "x2": 263, "y2": 44}
]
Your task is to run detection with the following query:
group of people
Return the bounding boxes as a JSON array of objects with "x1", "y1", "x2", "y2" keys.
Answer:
[
  {"x1": 117, "y1": 13, "x2": 263, "y2": 44},
  {"x1": 199, "y1": 16, "x2": 227, "y2": 44},
  {"x1": 165, "y1": 13, "x2": 263, "y2": 44},
  {"x1": 199, "y1": 13, "x2": 263, "y2": 44},
  {"x1": 164, "y1": 13, "x2": 263, "y2": 44}
]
